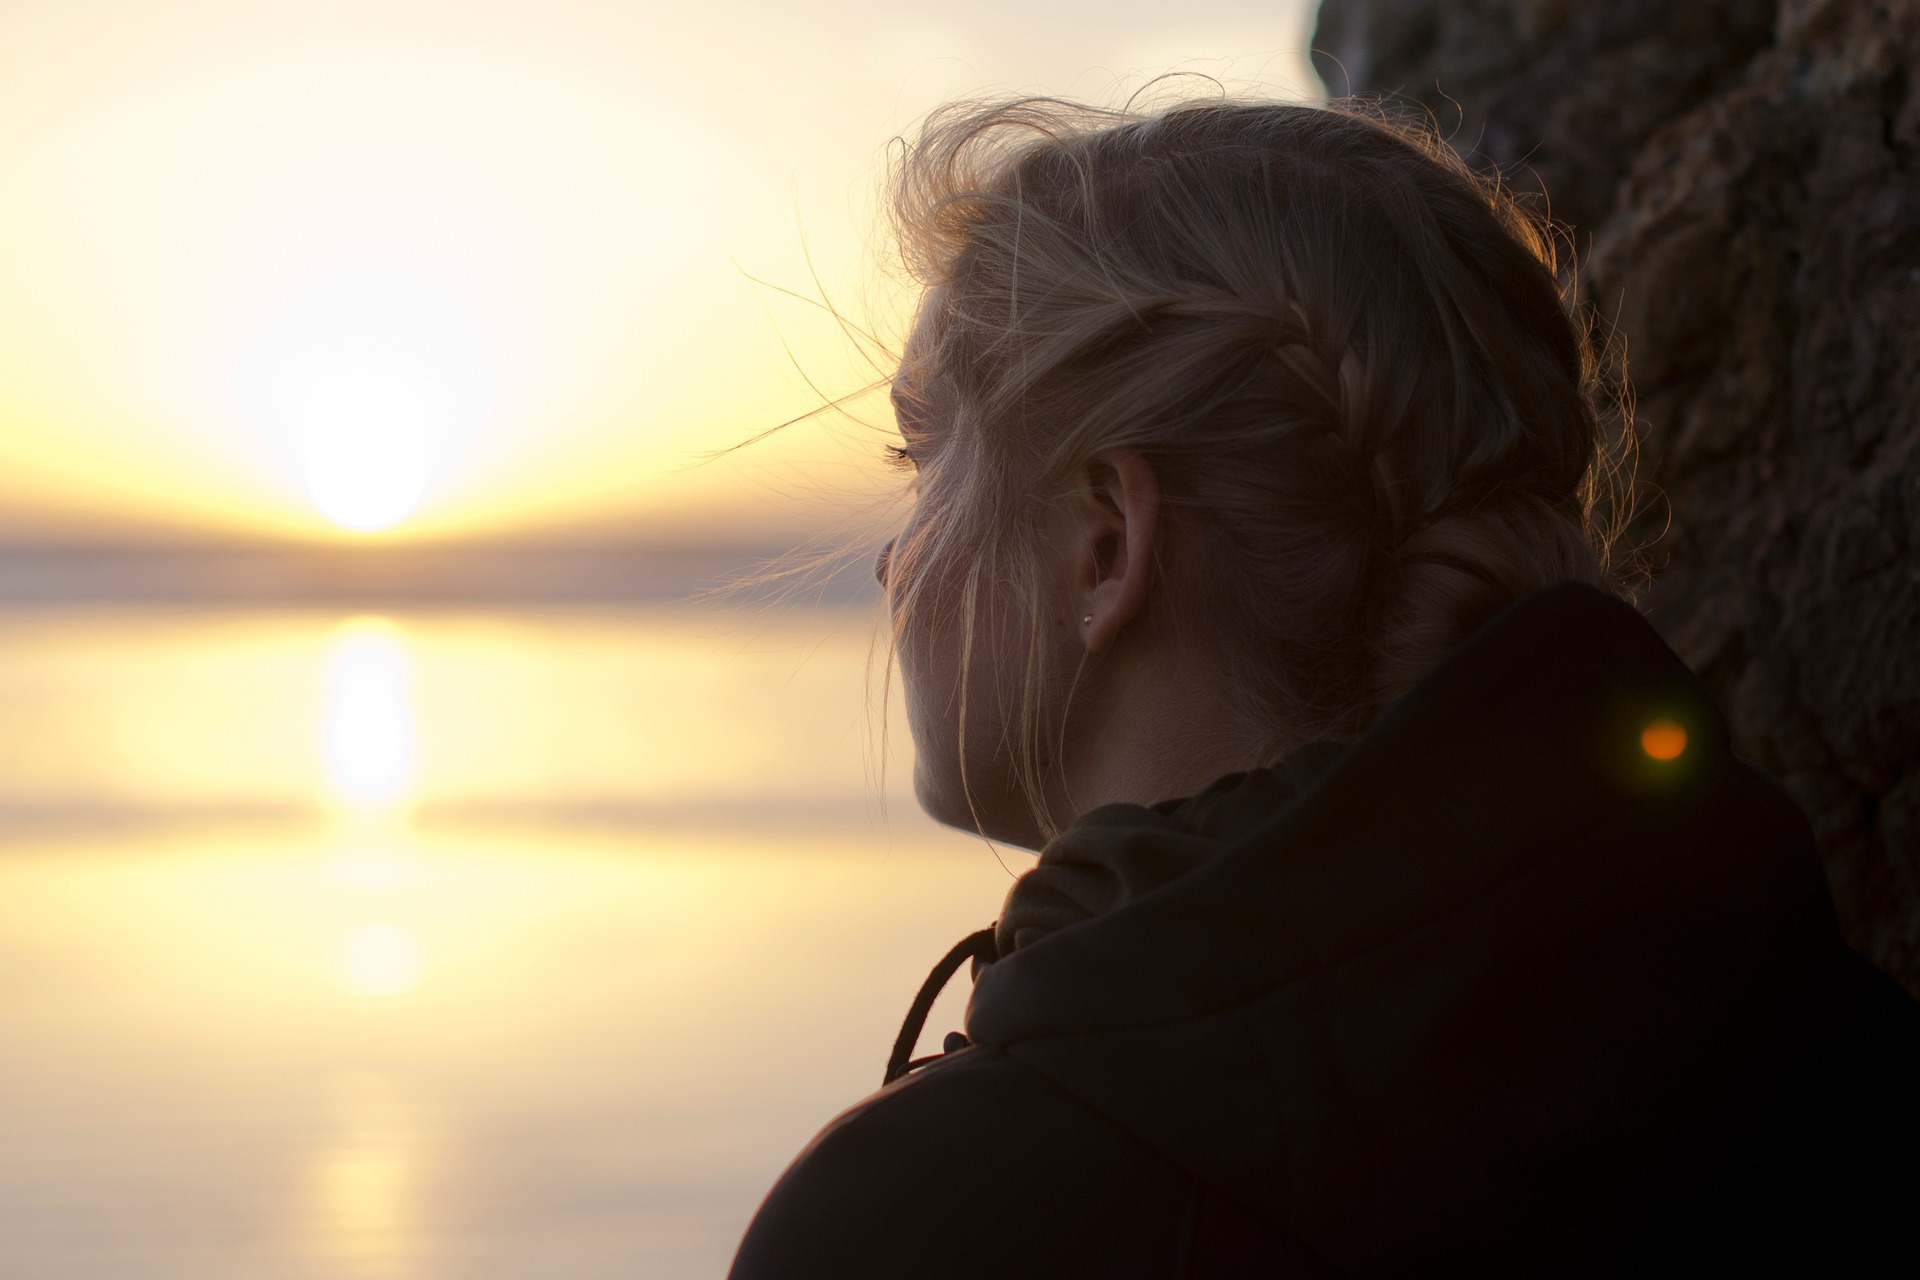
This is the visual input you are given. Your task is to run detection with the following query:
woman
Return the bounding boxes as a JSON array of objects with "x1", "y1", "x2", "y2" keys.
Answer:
[{"x1": 730, "y1": 96, "x2": 1920, "y2": 1276}]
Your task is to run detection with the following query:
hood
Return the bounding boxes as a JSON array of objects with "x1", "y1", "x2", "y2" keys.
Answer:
[
  {"x1": 992, "y1": 740, "x2": 1349, "y2": 955},
  {"x1": 963, "y1": 582, "x2": 1842, "y2": 1272}
]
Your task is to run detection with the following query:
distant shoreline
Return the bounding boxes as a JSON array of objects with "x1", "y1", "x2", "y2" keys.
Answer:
[{"x1": 0, "y1": 541, "x2": 880, "y2": 608}]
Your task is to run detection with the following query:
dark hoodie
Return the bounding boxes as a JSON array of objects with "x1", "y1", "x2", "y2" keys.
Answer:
[{"x1": 730, "y1": 583, "x2": 1920, "y2": 1277}]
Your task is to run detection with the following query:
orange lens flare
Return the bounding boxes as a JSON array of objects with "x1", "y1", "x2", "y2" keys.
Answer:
[{"x1": 1640, "y1": 719, "x2": 1688, "y2": 761}]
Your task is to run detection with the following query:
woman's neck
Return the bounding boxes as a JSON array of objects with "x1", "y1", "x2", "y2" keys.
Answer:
[{"x1": 1048, "y1": 626, "x2": 1290, "y2": 826}]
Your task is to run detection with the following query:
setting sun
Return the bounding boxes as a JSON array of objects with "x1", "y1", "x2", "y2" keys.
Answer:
[
  {"x1": 236, "y1": 270, "x2": 491, "y2": 533},
  {"x1": 304, "y1": 424, "x2": 429, "y2": 532}
]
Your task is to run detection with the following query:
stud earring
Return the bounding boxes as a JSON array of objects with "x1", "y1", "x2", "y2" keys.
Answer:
[{"x1": 1082, "y1": 614, "x2": 1093, "y2": 626}]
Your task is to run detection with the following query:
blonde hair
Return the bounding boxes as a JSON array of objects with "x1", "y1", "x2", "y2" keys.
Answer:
[{"x1": 882, "y1": 93, "x2": 1633, "y2": 837}]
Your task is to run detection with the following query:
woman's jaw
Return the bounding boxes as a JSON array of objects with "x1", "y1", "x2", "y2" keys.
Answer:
[{"x1": 895, "y1": 450, "x2": 1285, "y2": 849}]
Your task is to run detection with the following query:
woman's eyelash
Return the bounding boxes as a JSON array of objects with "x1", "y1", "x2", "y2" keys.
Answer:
[{"x1": 883, "y1": 443, "x2": 917, "y2": 471}]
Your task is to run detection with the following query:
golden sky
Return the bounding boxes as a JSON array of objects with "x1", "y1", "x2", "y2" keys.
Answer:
[{"x1": 0, "y1": 0, "x2": 1319, "y2": 545}]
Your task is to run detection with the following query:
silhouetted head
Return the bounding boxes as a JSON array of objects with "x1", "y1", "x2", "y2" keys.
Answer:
[{"x1": 876, "y1": 94, "x2": 1630, "y2": 847}]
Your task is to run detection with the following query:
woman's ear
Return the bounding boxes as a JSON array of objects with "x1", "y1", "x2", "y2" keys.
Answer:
[{"x1": 1075, "y1": 449, "x2": 1160, "y2": 654}]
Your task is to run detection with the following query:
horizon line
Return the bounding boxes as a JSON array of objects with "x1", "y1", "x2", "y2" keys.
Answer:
[{"x1": 0, "y1": 540, "x2": 881, "y2": 608}]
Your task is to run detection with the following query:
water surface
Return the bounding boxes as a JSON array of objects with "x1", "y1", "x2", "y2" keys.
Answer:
[{"x1": 0, "y1": 606, "x2": 1013, "y2": 1278}]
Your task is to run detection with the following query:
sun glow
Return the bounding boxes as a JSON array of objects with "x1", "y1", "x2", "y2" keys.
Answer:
[{"x1": 0, "y1": 5, "x2": 1320, "y2": 542}]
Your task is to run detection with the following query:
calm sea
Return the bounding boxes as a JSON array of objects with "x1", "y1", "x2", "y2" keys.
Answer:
[{"x1": 0, "y1": 605, "x2": 1014, "y2": 1279}]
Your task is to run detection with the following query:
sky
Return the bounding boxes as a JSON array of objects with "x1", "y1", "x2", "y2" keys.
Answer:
[{"x1": 0, "y1": 0, "x2": 1322, "y2": 546}]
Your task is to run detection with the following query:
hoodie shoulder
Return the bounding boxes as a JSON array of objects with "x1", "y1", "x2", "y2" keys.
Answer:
[{"x1": 729, "y1": 1046, "x2": 1331, "y2": 1279}]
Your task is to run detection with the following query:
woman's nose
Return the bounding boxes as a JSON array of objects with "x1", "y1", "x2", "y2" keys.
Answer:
[{"x1": 874, "y1": 538, "x2": 895, "y2": 589}]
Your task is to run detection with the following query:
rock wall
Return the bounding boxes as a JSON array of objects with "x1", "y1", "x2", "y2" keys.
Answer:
[{"x1": 1314, "y1": 0, "x2": 1920, "y2": 991}]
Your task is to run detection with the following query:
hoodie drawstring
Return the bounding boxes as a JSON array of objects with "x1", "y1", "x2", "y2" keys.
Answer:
[{"x1": 883, "y1": 926, "x2": 999, "y2": 1085}]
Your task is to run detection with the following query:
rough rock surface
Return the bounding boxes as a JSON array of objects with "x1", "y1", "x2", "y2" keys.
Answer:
[{"x1": 1314, "y1": 0, "x2": 1920, "y2": 992}]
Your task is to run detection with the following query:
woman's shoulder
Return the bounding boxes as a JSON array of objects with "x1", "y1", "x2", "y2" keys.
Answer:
[{"x1": 728, "y1": 1045, "x2": 1319, "y2": 1279}]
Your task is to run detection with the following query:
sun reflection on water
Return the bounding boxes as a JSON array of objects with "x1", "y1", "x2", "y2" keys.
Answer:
[
  {"x1": 321, "y1": 619, "x2": 427, "y2": 1000},
  {"x1": 314, "y1": 1072, "x2": 423, "y2": 1279},
  {"x1": 340, "y1": 924, "x2": 426, "y2": 997},
  {"x1": 323, "y1": 618, "x2": 417, "y2": 813},
  {"x1": 329, "y1": 841, "x2": 420, "y2": 891}
]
